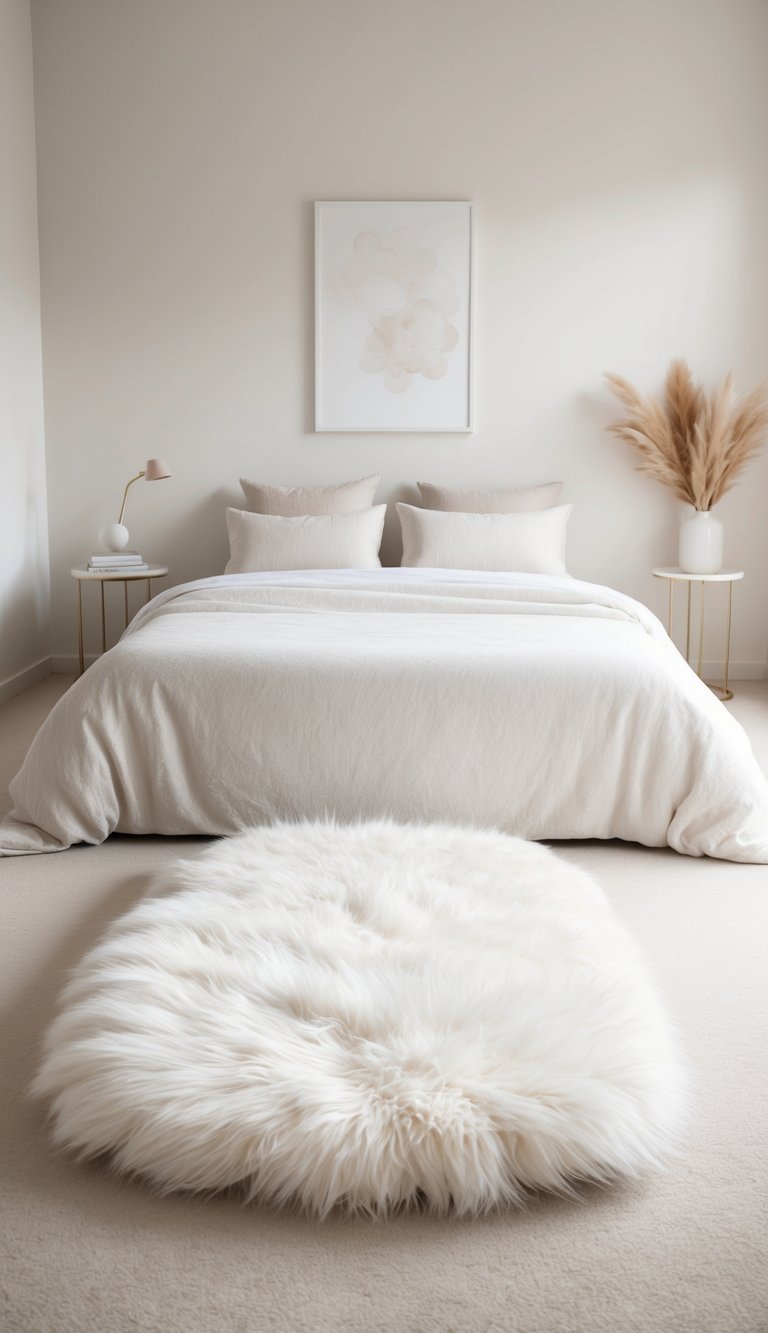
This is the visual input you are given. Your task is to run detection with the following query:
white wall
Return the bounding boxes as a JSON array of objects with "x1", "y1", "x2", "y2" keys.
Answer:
[
  {"x1": 31, "y1": 0, "x2": 768, "y2": 671},
  {"x1": 0, "y1": 0, "x2": 50, "y2": 699}
]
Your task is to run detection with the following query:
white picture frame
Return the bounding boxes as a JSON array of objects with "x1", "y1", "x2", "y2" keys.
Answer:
[{"x1": 315, "y1": 201, "x2": 474, "y2": 433}]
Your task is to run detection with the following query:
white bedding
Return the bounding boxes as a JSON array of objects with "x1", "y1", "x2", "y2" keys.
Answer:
[{"x1": 2, "y1": 569, "x2": 768, "y2": 861}]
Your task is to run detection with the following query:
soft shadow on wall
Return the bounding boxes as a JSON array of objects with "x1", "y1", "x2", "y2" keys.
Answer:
[
  {"x1": 161, "y1": 490, "x2": 234, "y2": 584},
  {"x1": 0, "y1": 477, "x2": 51, "y2": 692}
]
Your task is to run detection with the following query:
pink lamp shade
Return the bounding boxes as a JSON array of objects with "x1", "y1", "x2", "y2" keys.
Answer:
[
  {"x1": 102, "y1": 457, "x2": 174, "y2": 549},
  {"x1": 144, "y1": 458, "x2": 171, "y2": 481}
]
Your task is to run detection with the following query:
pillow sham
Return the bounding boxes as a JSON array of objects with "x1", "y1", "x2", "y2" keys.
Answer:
[
  {"x1": 225, "y1": 505, "x2": 386, "y2": 573},
  {"x1": 416, "y1": 479, "x2": 560, "y2": 509},
  {"x1": 239, "y1": 474, "x2": 381, "y2": 516},
  {"x1": 397, "y1": 503, "x2": 572, "y2": 575},
  {"x1": 416, "y1": 480, "x2": 562, "y2": 512}
]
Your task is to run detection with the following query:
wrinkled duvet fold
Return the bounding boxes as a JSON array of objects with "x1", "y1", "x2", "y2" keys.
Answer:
[{"x1": 2, "y1": 568, "x2": 767, "y2": 861}]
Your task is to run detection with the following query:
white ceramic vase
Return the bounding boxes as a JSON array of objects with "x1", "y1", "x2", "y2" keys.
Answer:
[{"x1": 678, "y1": 509, "x2": 723, "y2": 574}]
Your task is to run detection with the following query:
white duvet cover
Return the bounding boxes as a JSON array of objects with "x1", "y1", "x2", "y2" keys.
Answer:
[{"x1": 2, "y1": 569, "x2": 767, "y2": 861}]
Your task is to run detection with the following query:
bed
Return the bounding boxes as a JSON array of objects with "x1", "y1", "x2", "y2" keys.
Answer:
[{"x1": 2, "y1": 567, "x2": 768, "y2": 861}]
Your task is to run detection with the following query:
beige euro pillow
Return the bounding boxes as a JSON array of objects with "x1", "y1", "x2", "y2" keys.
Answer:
[
  {"x1": 416, "y1": 480, "x2": 562, "y2": 512},
  {"x1": 240, "y1": 474, "x2": 381, "y2": 516},
  {"x1": 225, "y1": 505, "x2": 386, "y2": 573},
  {"x1": 397, "y1": 503, "x2": 572, "y2": 575}
]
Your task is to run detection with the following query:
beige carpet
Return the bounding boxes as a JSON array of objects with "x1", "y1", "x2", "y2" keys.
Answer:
[{"x1": 1, "y1": 677, "x2": 767, "y2": 1333}]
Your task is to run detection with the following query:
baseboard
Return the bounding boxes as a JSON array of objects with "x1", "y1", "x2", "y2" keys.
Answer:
[
  {"x1": 0, "y1": 656, "x2": 53, "y2": 704},
  {"x1": 52, "y1": 654, "x2": 94, "y2": 673}
]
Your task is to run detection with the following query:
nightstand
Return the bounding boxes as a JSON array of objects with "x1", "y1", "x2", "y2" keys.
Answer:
[
  {"x1": 652, "y1": 567, "x2": 744, "y2": 701},
  {"x1": 71, "y1": 566, "x2": 169, "y2": 675}
]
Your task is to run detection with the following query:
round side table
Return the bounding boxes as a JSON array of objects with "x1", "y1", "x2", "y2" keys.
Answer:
[
  {"x1": 71, "y1": 566, "x2": 169, "y2": 675},
  {"x1": 652, "y1": 567, "x2": 744, "y2": 701}
]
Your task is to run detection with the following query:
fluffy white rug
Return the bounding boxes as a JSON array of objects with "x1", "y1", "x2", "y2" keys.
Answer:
[{"x1": 34, "y1": 821, "x2": 685, "y2": 1216}]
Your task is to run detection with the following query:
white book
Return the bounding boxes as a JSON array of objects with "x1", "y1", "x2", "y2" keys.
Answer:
[
  {"x1": 88, "y1": 563, "x2": 150, "y2": 574},
  {"x1": 88, "y1": 551, "x2": 144, "y2": 564},
  {"x1": 88, "y1": 560, "x2": 145, "y2": 568}
]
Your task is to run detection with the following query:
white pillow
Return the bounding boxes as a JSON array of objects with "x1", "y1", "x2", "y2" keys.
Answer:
[
  {"x1": 397, "y1": 503, "x2": 572, "y2": 574},
  {"x1": 239, "y1": 474, "x2": 380, "y2": 516},
  {"x1": 225, "y1": 505, "x2": 386, "y2": 573},
  {"x1": 416, "y1": 480, "x2": 562, "y2": 512}
]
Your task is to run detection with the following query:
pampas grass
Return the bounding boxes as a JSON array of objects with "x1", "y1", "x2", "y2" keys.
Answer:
[{"x1": 605, "y1": 361, "x2": 768, "y2": 510}]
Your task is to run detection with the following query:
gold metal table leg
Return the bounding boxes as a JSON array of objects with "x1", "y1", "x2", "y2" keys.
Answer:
[
  {"x1": 697, "y1": 580, "x2": 705, "y2": 678},
  {"x1": 685, "y1": 582, "x2": 692, "y2": 664},
  {"x1": 124, "y1": 579, "x2": 129, "y2": 627},
  {"x1": 100, "y1": 580, "x2": 107, "y2": 653},
  {"x1": 76, "y1": 581, "x2": 84, "y2": 676},
  {"x1": 146, "y1": 578, "x2": 151, "y2": 603},
  {"x1": 722, "y1": 579, "x2": 734, "y2": 701}
]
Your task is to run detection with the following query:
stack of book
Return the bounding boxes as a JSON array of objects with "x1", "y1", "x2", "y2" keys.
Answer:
[{"x1": 88, "y1": 552, "x2": 150, "y2": 573}]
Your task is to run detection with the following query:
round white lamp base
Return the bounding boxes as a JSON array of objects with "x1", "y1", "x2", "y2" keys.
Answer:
[{"x1": 98, "y1": 522, "x2": 131, "y2": 552}]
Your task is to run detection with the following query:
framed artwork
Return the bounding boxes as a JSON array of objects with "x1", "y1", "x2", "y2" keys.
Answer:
[{"x1": 315, "y1": 201, "x2": 473, "y2": 432}]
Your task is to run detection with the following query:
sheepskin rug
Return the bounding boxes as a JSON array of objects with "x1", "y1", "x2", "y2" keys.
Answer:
[{"x1": 34, "y1": 821, "x2": 685, "y2": 1216}]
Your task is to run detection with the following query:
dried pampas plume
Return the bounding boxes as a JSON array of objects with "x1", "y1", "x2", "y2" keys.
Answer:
[{"x1": 605, "y1": 361, "x2": 768, "y2": 510}]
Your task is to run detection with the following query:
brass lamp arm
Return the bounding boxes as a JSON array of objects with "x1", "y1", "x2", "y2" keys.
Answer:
[{"x1": 117, "y1": 471, "x2": 146, "y2": 525}]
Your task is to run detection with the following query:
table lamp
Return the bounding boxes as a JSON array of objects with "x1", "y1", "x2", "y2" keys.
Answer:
[{"x1": 98, "y1": 458, "x2": 172, "y2": 551}]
